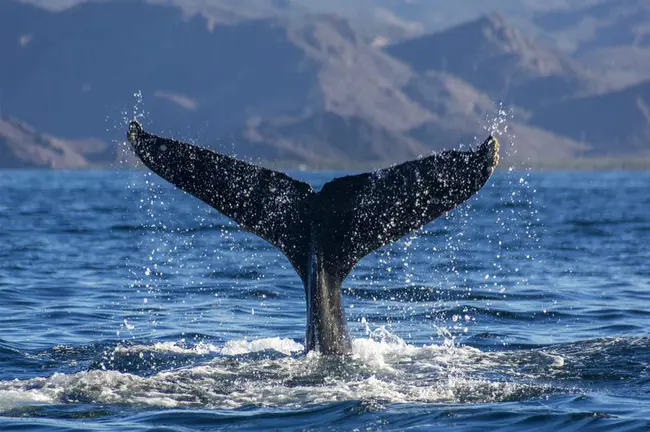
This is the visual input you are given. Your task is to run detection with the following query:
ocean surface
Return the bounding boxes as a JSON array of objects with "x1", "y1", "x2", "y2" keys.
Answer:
[{"x1": 0, "y1": 169, "x2": 648, "y2": 431}]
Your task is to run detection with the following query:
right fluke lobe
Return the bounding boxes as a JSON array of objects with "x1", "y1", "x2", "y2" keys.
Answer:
[
  {"x1": 127, "y1": 120, "x2": 144, "y2": 143},
  {"x1": 480, "y1": 135, "x2": 500, "y2": 174}
]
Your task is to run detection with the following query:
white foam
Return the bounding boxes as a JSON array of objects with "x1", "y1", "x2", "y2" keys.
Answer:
[
  {"x1": 114, "y1": 341, "x2": 220, "y2": 355},
  {"x1": 0, "y1": 388, "x2": 54, "y2": 411},
  {"x1": 113, "y1": 337, "x2": 303, "y2": 356},
  {"x1": 219, "y1": 337, "x2": 304, "y2": 355},
  {"x1": 0, "y1": 332, "x2": 558, "y2": 412}
]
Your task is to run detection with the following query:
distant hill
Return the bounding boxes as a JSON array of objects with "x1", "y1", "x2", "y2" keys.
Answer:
[
  {"x1": 1, "y1": 0, "x2": 324, "y2": 141},
  {"x1": 0, "y1": 116, "x2": 109, "y2": 168},
  {"x1": 531, "y1": 80, "x2": 650, "y2": 155},
  {"x1": 1, "y1": 0, "x2": 648, "y2": 169},
  {"x1": 534, "y1": 0, "x2": 650, "y2": 85},
  {"x1": 235, "y1": 112, "x2": 428, "y2": 166},
  {"x1": 534, "y1": 0, "x2": 650, "y2": 53},
  {"x1": 0, "y1": 1, "x2": 433, "y2": 143},
  {"x1": 385, "y1": 14, "x2": 608, "y2": 110},
  {"x1": 20, "y1": 0, "x2": 603, "y2": 34}
]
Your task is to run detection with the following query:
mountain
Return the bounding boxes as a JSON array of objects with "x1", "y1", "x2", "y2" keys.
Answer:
[
  {"x1": 0, "y1": 0, "x2": 504, "y2": 168},
  {"x1": 0, "y1": 1, "x2": 433, "y2": 142},
  {"x1": 385, "y1": 14, "x2": 608, "y2": 110},
  {"x1": 530, "y1": 80, "x2": 650, "y2": 155},
  {"x1": 0, "y1": 116, "x2": 109, "y2": 168},
  {"x1": 533, "y1": 0, "x2": 650, "y2": 85},
  {"x1": 534, "y1": 0, "x2": 650, "y2": 53},
  {"x1": 235, "y1": 112, "x2": 428, "y2": 166},
  {"x1": 20, "y1": 0, "x2": 603, "y2": 33},
  {"x1": 1, "y1": 0, "x2": 319, "y2": 141},
  {"x1": 1, "y1": 0, "x2": 646, "y2": 169}
]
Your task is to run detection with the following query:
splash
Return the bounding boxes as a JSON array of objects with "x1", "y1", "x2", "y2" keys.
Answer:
[
  {"x1": 113, "y1": 337, "x2": 303, "y2": 356},
  {"x1": 0, "y1": 331, "x2": 566, "y2": 413},
  {"x1": 80, "y1": 94, "x2": 554, "y2": 416}
]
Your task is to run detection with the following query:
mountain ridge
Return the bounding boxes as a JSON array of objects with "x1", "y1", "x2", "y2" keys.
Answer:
[{"x1": 386, "y1": 13, "x2": 610, "y2": 109}]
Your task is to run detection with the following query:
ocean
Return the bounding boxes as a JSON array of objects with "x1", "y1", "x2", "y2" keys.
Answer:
[{"x1": 0, "y1": 169, "x2": 648, "y2": 431}]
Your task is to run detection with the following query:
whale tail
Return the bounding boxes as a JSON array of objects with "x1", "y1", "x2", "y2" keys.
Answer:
[
  {"x1": 127, "y1": 120, "x2": 498, "y2": 354},
  {"x1": 127, "y1": 120, "x2": 499, "y2": 283}
]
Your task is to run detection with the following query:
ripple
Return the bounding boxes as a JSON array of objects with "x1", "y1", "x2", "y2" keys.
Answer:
[{"x1": 1, "y1": 171, "x2": 650, "y2": 429}]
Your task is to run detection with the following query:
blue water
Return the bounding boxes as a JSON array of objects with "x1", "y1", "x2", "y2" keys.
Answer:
[{"x1": 0, "y1": 169, "x2": 649, "y2": 431}]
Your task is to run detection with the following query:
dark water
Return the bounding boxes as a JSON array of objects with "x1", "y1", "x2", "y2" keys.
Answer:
[{"x1": 0, "y1": 169, "x2": 648, "y2": 431}]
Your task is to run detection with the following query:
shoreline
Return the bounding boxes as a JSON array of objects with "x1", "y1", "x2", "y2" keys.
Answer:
[{"x1": 2, "y1": 158, "x2": 650, "y2": 172}]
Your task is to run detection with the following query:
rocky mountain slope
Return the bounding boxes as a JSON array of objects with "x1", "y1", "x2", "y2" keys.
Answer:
[
  {"x1": 531, "y1": 80, "x2": 650, "y2": 155},
  {"x1": 0, "y1": 116, "x2": 109, "y2": 168},
  {"x1": 534, "y1": 0, "x2": 650, "y2": 86},
  {"x1": 386, "y1": 14, "x2": 610, "y2": 110}
]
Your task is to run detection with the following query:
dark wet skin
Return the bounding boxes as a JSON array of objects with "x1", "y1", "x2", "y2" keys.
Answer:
[{"x1": 127, "y1": 121, "x2": 499, "y2": 355}]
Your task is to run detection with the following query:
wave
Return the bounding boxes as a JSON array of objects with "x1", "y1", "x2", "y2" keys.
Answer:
[
  {"x1": 0, "y1": 330, "x2": 569, "y2": 413},
  {"x1": 0, "y1": 330, "x2": 648, "y2": 414},
  {"x1": 343, "y1": 285, "x2": 548, "y2": 303}
]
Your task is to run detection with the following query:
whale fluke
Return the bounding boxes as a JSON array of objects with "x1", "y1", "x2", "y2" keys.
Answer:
[{"x1": 127, "y1": 120, "x2": 499, "y2": 354}]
